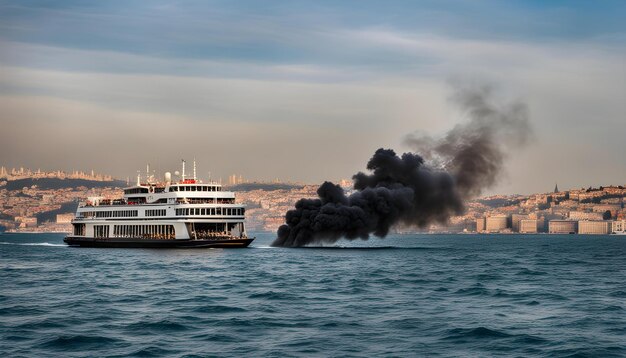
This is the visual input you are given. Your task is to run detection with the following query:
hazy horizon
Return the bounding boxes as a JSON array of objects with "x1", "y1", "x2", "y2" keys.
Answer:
[{"x1": 1, "y1": 1, "x2": 624, "y2": 196}]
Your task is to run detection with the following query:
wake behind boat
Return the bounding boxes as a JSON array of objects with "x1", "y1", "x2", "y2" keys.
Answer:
[{"x1": 64, "y1": 160, "x2": 254, "y2": 248}]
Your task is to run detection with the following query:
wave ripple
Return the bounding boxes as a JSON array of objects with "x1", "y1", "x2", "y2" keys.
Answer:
[{"x1": 2, "y1": 232, "x2": 626, "y2": 356}]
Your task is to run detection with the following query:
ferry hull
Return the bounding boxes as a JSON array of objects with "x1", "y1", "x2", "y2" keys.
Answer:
[{"x1": 64, "y1": 236, "x2": 254, "y2": 248}]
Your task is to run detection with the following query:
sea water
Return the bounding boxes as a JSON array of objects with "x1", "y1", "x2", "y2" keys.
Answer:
[{"x1": 1, "y1": 233, "x2": 625, "y2": 357}]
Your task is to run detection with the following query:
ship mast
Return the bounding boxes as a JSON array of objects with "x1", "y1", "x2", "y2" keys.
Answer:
[
  {"x1": 181, "y1": 159, "x2": 186, "y2": 181},
  {"x1": 193, "y1": 158, "x2": 197, "y2": 181}
]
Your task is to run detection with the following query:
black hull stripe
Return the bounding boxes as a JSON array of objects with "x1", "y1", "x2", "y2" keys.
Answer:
[{"x1": 63, "y1": 236, "x2": 254, "y2": 249}]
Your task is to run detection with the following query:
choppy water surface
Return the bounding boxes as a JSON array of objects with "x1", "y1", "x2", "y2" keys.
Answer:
[{"x1": 1, "y1": 233, "x2": 625, "y2": 357}]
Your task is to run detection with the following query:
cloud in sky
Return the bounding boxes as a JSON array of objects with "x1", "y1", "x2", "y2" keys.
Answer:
[{"x1": 0, "y1": 0, "x2": 624, "y2": 194}]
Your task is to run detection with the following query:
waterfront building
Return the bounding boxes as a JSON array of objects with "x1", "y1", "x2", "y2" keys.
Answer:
[
  {"x1": 612, "y1": 220, "x2": 626, "y2": 234},
  {"x1": 536, "y1": 217, "x2": 546, "y2": 232},
  {"x1": 476, "y1": 217, "x2": 486, "y2": 232},
  {"x1": 511, "y1": 214, "x2": 529, "y2": 232},
  {"x1": 486, "y1": 215, "x2": 508, "y2": 233},
  {"x1": 520, "y1": 219, "x2": 538, "y2": 233},
  {"x1": 549, "y1": 220, "x2": 577, "y2": 234},
  {"x1": 578, "y1": 220, "x2": 611, "y2": 235}
]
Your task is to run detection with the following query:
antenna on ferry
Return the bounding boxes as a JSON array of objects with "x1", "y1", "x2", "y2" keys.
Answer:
[
  {"x1": 181, "y1": 159, "x2": 186, "y2": 181},
  {"x1": 193, "y1": 158, "x2": 197, "y2": 181}
]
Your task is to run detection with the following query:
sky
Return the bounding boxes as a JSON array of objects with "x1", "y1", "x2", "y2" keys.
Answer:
[{"x1": 0, "y1": 0, "x2": 624, "y2": 195}]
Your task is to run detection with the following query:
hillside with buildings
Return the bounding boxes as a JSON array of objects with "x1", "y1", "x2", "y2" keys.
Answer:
[
  {"x1": 226, "y1": 182, "x2": 626, "y2": 235},
  {"x1": 233, "y1": 183, "x2": 626, "y2": 235},
  {"x1": 470, "y1": 185, "x2": 626, "y2": 235},
  {"x1": 1, "y1": 165, "x2": 624, "y2": 235},
  {"x1": 0, "y1": 166, "x2": 123, "y2": 232}
]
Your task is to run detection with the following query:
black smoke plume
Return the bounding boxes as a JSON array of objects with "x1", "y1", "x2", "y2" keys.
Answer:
[
  {"x1": 272, "y1": 83, "x2": 532, "y2": 247},
  {"x1": 404, "y1": 82, "x2": 531, "y2": 197}
]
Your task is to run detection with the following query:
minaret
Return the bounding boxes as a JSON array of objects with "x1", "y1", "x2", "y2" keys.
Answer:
[{"x1": 554, "y1": 183, "x2": 559, "y2": 193}]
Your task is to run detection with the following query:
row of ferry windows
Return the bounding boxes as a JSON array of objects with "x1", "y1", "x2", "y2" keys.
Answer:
[
  {"x1": 175, "y1": 208, "x2": 244, "y2": 216},
  {"x1": 177, "y1": 198, "x2": 235, "y2": 204},
  {"x1": 124, "y1": 188, "x2": 149, "y2": 194},
  {"x1": 82, "y1": 209, "x2": 167, "y2": 218},
  {"x1": 88, "y1": 210, "x2": 139, "y2": 218},
  {"x1": 145, "y1": 209, "x2": 166, "y2": 217},
  {"x1": 170, "y1": 185, "x2": 221, "y2": 192},
  {"x1": 83, "y1": 208, "x2": 242, "y2": 218},
  {"x1": 113, "y1": 224, "x2": 175, "y2": 239}
]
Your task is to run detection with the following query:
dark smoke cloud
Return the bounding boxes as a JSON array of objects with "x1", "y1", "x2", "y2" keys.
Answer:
[
  {"x1": 273, "y1": 150, "x2": 463, "y2": 247},
  {"x1": 404, "y1": 82, "x2": 531, "y2": 197},
  {"x1": 272, "y1": 82, "x2": 532, "y2": 247}
]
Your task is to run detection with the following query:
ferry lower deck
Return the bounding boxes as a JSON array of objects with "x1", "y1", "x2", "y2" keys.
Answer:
[{"x1": 64, "y1": 236, "x2": 254, "y2": 248}]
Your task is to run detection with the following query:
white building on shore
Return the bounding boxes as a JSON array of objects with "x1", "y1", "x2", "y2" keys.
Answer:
[
  {"x1": 578, "y1": 220, "x2": 611, "y2": 235},
  {"x1": 549, "y1": 220, "x2": 577, "y2": 234}
]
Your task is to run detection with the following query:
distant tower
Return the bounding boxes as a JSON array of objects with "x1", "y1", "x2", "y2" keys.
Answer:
[{"x1": 554, "y1": 183, "x2": 559, "y2": 193}]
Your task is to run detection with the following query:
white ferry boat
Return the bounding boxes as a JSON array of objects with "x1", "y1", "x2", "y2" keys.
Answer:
[{"x1": 64, "y1": 160, "x2": 253, "y2": 248}]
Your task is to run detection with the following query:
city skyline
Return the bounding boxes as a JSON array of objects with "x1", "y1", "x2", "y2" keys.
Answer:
[
  {"x1": 3, "y1": 163, "x2": 623, "y2": 196},
  {"x1": 1, "y1": 1, "x2": 625, "y2": 195},
  {"x1": 4, "y1": 155, "x2": 624, "y2": 236},
  {"x1": 2, "y1": 160, "x2": 624, "y2": 234}
]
